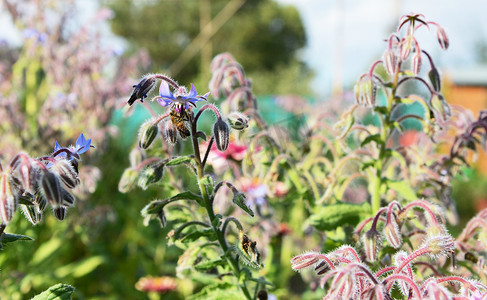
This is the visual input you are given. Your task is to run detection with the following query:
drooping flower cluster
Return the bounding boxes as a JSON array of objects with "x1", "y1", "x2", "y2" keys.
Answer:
[
  {"x1": 291, "y1": 243, "x2": 486, "y2": 299},
  {"x1": 0, "y1": 134, "x2": 92, "y2": 224}
]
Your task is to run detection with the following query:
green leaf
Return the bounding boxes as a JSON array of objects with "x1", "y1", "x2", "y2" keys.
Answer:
[
  {"x1": 306, "y1": 202, "x2": 372, "y2": 231},
  {"x1": 54, "y1": 256, "x2": 105, "y2": 278},
  {"x1": 360, "y1": 134, "x2": 382, "y2": 147},
  {"x1": 31, "y1": 238, "x2": 62, "y2": 265},
  {"x1": 166, "y1": 156, "x2": 194, "y2": 166},
  {"x1": 0, "y1": 232, "x2": 33, "y2": 248},
  {"x1": 374, "y1": 106, "x2": 388, "y2": 115},
  {"x1": 181, "y1": 228, "x2": 217, "y2": 243},
  {"x1": 31, "y1": 284, "x2": 75, "y2": 300},
  {"x1": 194, "y1": 259, "x2": 226, "y2": 271},
  {"x1": 142, "y1": 191, "x2": 202, "y2": 215},
  {"x1": 232, "y1": 193, "x2": 254, "y2": 217},
  {"x1": 200, "y1": 175, "x2": 215, "y2": 196},
  {"x1": 387, "y1": 180, "x2": 417, "y2": 201},
  {"x1": 361, "y1": 160, "x2": 376, "y2": 171}
]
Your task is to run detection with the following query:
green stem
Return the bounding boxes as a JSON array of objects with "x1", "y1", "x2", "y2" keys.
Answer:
[
  {"x1": 371, "y1": 64, "x2": 401, "y2": 213},
  {"x1": 190, "y1": 115, "x2": 252, "y2": 300}
]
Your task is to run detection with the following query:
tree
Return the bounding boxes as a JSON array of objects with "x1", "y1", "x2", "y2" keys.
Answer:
[{"x1": 107, "y1": 0, "x2": 312, "y2": 94}]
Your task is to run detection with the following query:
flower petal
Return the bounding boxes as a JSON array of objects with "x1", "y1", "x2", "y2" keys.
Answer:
[
  {"x1": 76, "y1": 133, "x2": 87, "y2": 148},
  {"x1": 76, "y1": 134, "x2": 92, "y2": 154},
  {"x1": 187, "y1": 83, "x2": 197, "y2": 98},
  {"x1": 159, "y1": 80, "x2": 175, "y2": 99},
  {"x1": 157, "y1": 97, "x2": 173, "y2": 107},
  {"x1": 54, "y1": 141, "x2": 62, "y2": 152}
]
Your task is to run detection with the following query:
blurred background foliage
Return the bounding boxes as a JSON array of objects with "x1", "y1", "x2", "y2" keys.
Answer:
[
  {"x1": 0, "y1": 0, "x2": 486, "y2": 299},
  {"x1": 106, "y1": 0, "x2": 313, "y2": 95}
]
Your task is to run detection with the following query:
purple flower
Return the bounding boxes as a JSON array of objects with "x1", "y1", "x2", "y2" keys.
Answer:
[
  {"x1": 54, "y1": 133, "x2": 92, "y2": 159},
  {"x1": 156, "y1": 80, "x2": 209, "y2": 111}
]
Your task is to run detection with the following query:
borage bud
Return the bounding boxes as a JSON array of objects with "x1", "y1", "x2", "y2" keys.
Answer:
[
  {"x1": 53, "y1": 206, "x2": 67, "y2": 221},
  {"x1": 363, "y1": 229, "x2": 381, "y2": 262},
  {"x1": 162, "y1": 120, "x2": 178, "y2": 145},
  {"x1": 383, "y1": 49, "x2": 397, "y2": 75},
  {"x1": 128, "y1": 75, "x2": 157, "y2": 105},
  {"x1": 412, "y1": 51, "x2": 422, "y2": 74},
  {"x1": 430, "y1": 93, "x2": 451, "y2": 122},
  {"x1": 11, "y1": 153, "x2": 35, "y2": 193},
  {"x1": 422, "y1": 234, "x2": 455, "y2": 258},
  {"x1": 354, "y1": 75, "x2": 376, "y2": 106},
  {"x1": 399, "y1": 36, "x2": 413, "y2": 61},
  {"x1": 40, "y1": 172, "x2": 62, "y2": 207},
  {"x1": 384, "y1": 219, "x2": 402, "y2": 249},
  {"x1": 428, "y1": 66, "x2": 442, "y2": 92},
  {"x1": 0, "y1": 173, "x2": 18, "y2": 224},
  {"x1": 138, "y1": 120, "x2": 159, "y2": 149},
  {"x1": 436, "y1": 26, "x2": 449, "y2": 50},
  {"x1": 129, "y1": 148, "x2": 144, "y2": 168},
  {"x1": 20, "y1": 204, "x2": 42, "y2": 225},
  {"x1": 118, "y1": 168, "x2": 139, "y2": 193},
  {"x1": 62, "y1": 190, "x2": 76, "y2": 207},
  {"x1": 138, "y1": 161, "x2": 165, "y2": 190},
  {"x1": 213, "y1": 118, "x2": 230, "y2": 151},
  {"x1": 50, "y1": 159, "x2": 80, "y2": 189},
  {"x1": 290, "y1": 252, "x2": 320, "y2": 271},
  {"x1": 226, "y1": 112, "x2": 249, "y2": 131}
]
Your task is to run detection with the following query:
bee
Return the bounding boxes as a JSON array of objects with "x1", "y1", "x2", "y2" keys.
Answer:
[
  {"x1": 169, "y1": 106, "x2": 191, "y2": 138},
  {"x1": 237, "y1": 231, "x2": 263, "y2": 269}
]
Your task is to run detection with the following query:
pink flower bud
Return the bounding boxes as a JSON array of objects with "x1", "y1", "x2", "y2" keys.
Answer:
[
  {"x1": 291, "y1": 252, "x2": 320, "y2": 271},
  {"x1": 412, "y1": 51, "x2": 422, "y2": 74},
  {"x1": 383, "y1": 49, "x2": 398, "y2": 75},
  {"x1": 384, "y1": 218, "x2": 402, "y2": 249},
  {"x1": 363, "y1": 229, "x2": 381, "y2": 262},
  {"x1": 0, "y1": 174, "x2": 17, "y2": 224},
  {"x1": 436, "y1": 26, "x2": 449, "y2": 50}
]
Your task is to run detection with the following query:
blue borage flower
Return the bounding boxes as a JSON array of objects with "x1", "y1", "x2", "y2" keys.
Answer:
[
  {"x1": 54, "y1": 133, "x2": 92, "y2": 160},
  {"x1": 156, "y1": 80, "x2": 209, "y2": 112}
]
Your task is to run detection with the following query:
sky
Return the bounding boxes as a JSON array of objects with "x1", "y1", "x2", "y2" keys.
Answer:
[
  {"x1": 1, "y1": 0, "x2": 487, "y2": 97},
  {"x1": 277, "y1": 0, "x2": 487, "y2": 96}
]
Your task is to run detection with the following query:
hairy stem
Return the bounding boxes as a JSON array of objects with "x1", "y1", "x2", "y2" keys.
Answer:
[{"x1": 190, "y1": 114, "x2": 252, "y2": 300}]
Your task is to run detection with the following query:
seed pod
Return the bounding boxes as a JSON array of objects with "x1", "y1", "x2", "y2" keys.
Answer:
[
  {"x1": 237, "y1": 231, "x2": 263, "y2": 269},
  {"x1": 138, "y1": 120, "x2": 159, "y2": 149},
  {"x1": 213, "y1": 118, "x2": 230, "y2": 151}
]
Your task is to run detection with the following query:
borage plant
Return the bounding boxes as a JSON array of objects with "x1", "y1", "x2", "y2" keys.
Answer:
[
  {"x1": 0, "y1": 133, "x2": 93, "y2": 298},
  {"x1": 121, "y1": 72, "x2": 271, "y2": 299},
  {"x1": 291, "y1": 14, "x2": 487, "y2": 299}
]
